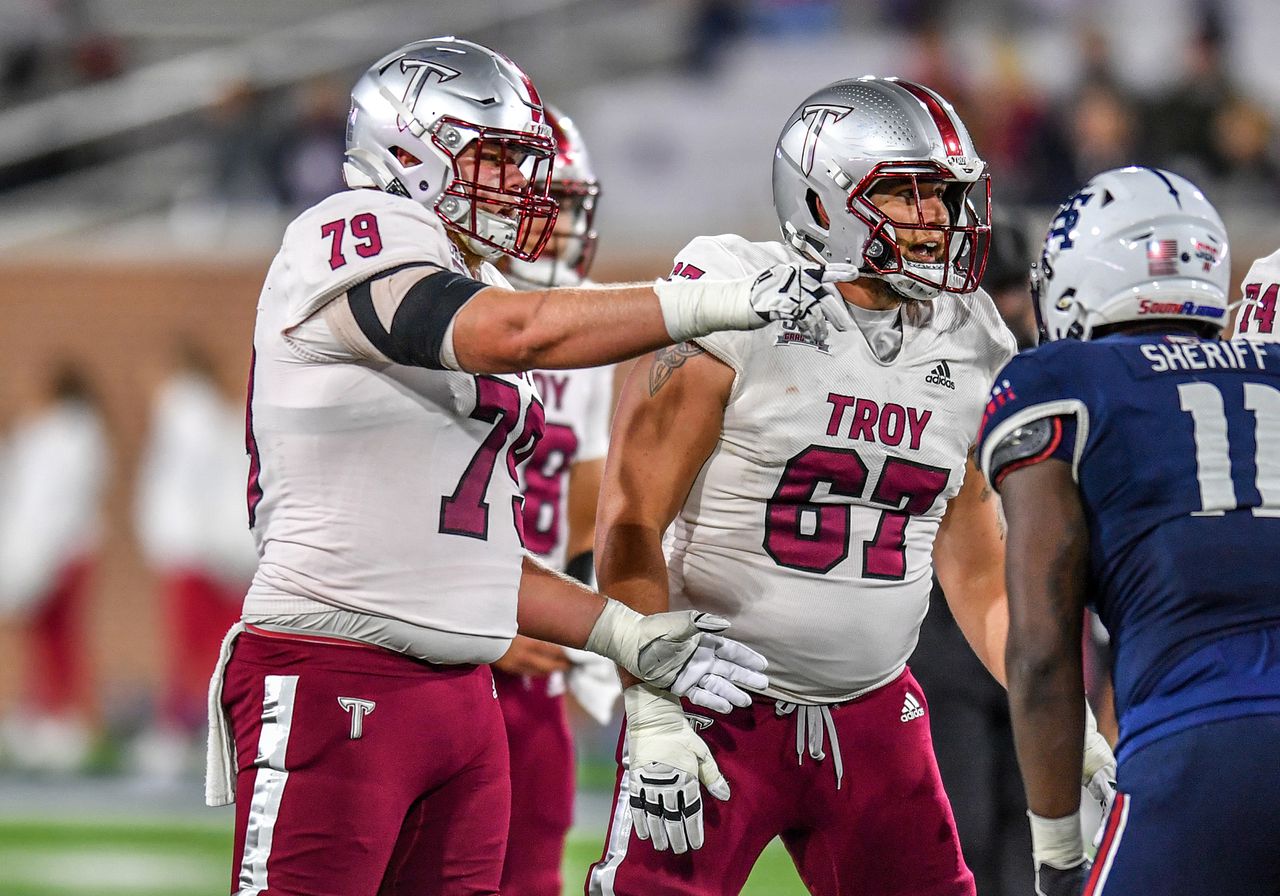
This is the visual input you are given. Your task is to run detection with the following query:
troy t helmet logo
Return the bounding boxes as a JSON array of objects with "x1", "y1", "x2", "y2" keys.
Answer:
[
  {"x1": 798, "y1": 105, "x2": 851, "y2": 177},
  {"x1": 337, "y1": 697, "x2": 376, "y2": 739},
  {"x1": 391, "y1": 58, "x2": 461, "y2": 133}
]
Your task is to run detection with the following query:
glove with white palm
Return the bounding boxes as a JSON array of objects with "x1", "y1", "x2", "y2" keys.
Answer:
[
  {"x1": 1082, "y1": 704, "x2": 1117, "y2": 812},
  {"x1": 744, "y1": 261, "x2": 860, "y2": 342},
  {"x1": 1081, "y1": 704, "x2": 1118, "y2": 851},
  {"x1": 654, "y1": 261, "x2": 858, "y2": 345},
  {"x1": 585, "y1": 598, "x2": 768, "y2": 713},
  {"x1": 624, "y1": 684, "x2": 729, "y2": 854}
]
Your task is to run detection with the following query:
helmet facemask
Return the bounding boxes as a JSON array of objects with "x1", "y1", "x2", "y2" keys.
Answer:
[
  {"x1": 431, "y1": 117, "x2": 558, "y2": 262},
  {"x1": 848, "y1": 163, "x2": 991, "y2": 301}
]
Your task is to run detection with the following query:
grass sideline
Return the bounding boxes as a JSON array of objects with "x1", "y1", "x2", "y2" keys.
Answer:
[{"x1": 0, "y1": 819, "x2": 808, "y2": 895}]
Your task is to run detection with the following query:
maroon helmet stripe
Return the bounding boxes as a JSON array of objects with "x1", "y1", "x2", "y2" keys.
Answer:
[
  {"x1": 495, "y1": 51, "x2": 544, "y2": 123},
  {"x1": 896, "y1": 81, "x2": 963, "y2": 157},
  {"x1": 519, "y1": 69, "x2": 543, "y2": 122}
]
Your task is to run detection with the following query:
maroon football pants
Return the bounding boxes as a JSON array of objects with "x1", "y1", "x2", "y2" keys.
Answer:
[
  {"x1": 493, "y1": 670, "x2": 575, "y2": 896},
  {"x1": 222, "y1": 629, "x2": 510, "y2": 896},
  {"x1": 588, "y1": 668, "x2": 974, "y2": 896}
]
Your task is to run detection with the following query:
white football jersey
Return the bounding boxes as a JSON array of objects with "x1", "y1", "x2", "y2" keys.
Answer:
[
  {"x1": 242, "y1": 189, "x2": 543, "y2": 663},
  {"x1": 664, "y1": 235, "x2": 1015, "y2": 702},
  {"x1": 1237, "y1": 248, "x2": 1280, "y2": 342},
  {"x1": 521, "y1": 363, "x2": 611, "y2": 571}
]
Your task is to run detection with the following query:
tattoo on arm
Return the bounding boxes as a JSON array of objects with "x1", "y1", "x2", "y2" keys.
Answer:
[
  {"x1": 967, "y1": 444, "x2": 993, "y2": 503},
  {"x1": 967, "y1": 443, "x2": 1003, "y2": 536},
  {"x1": 648, "y1": 342, "x2": 705, "y2": 396}
]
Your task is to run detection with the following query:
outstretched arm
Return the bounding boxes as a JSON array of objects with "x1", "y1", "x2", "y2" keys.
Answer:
[
  {"x1": 451, "y1": 258, "x2": 855, "y2": 372},
  {"x1": 306, "y1": 257, "x2": 854, "y2": 374}
]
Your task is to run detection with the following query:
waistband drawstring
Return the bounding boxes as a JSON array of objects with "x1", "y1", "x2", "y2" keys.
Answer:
[{"x1": 775, "y1": 700, "x2": 844, "y2": 790}]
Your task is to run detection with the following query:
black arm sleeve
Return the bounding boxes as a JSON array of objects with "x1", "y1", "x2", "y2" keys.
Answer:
[
  {"x1": 564, "y1": 550, "x2": 595, "y2": 587},
  {"x1": 347, "y1": 267, "x2": 487, "y2": 369}
]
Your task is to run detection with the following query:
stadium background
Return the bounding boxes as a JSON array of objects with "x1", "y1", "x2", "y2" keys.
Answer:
[{"x1": 0, "y1": 1, "x2": 1276, "y2": 893}]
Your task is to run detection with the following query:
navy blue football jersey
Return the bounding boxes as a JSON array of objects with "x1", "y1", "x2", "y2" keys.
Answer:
[{"x1": 977, "y1": 334, "x2": 1280, "y2": 762}]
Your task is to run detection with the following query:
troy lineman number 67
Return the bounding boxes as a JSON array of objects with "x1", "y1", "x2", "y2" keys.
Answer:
[{"x1": 764, "y1": 446, "x2": 949, "y2": 579}]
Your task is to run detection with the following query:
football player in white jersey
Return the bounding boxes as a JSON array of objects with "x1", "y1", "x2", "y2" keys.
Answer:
[
  {"x1": 206, "y1": 37, "x2": 866, "y2": 896},
  {"x1": 1236, "y1": 248, "x2": 1280, "y2": 341},
  {"x1": 587, "y1": 77, "x2": 1117, "y2": 896},
  {"x1": 490, "y1": 105, "x2": 619, "y2": 896}
]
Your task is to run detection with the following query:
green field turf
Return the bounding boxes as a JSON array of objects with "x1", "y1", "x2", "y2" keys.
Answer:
[{"x1": 0, "y1": 819, "x2": 808, "y2": 895}]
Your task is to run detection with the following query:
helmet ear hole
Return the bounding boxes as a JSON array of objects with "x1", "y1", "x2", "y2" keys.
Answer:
[
  {"x1": 391, "y1": 146, "x2": 422, "y2": 167},
  {"x1": 806, "y1": 189, "x2": 830, "y2": 230}
]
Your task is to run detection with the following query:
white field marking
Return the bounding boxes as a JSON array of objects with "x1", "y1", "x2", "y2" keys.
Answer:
[{"x1": 0, "y1": 846, "x2": 223, "y2": 891}]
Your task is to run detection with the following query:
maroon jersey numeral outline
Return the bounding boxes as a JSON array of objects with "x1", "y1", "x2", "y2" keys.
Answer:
[
  {"x1": 1240, "y1": 282, "x2": 1278, "y2": 335},
  {"x1": 245, "y1": 349, "x2": 263, "y2": 526},
  {"x1": 519, "y1": 421, "x2": 578, "y2": 556},
  {"x1": 320, "y1": 213, "x2": 384, "y2": 271},
  {"x1": 763, "y1": 446, "x2": 949, "y2": 579},
  {"x1": 440, "y1": 378, "x2": 544, "y2": 542}
]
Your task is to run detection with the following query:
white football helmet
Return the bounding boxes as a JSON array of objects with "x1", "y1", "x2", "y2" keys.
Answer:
[
  {"x1": 773, "y1": 76, "x2": 990, "y2": 301},
  {"x1": 344, "y1": 36, "x2": 558, "y2": 262},
  {"x1": 1032, "y1": 167, "x2": 1230, "y2": 342},
  {"x1": 503, "y1": 105, "x2": 601, "y2": 289}
]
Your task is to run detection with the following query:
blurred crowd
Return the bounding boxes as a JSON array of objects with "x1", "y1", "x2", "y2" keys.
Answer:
[
  {"x1": 1, "y1": 1, "x2": 1278, "y2": 221},
  {"x1": 0, "y1": 341, "x2": 253, "y2": 779},
  {"x1": 689, "y1": 1, "x2": 1280, "y2": 212}
]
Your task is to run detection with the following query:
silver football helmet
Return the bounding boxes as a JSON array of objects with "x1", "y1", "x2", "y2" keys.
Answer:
[
  {"x1": 773, "y1": 76, "x2": 990, "y2": 301},
  {"x1": 1032, "y1": 167, "x2": 1230, "y2": 342},
  {"x1": 344, "y1": 36, "x2": 558, "y2": 262},
  {"x1": 503, "y1": 105, "x2": 601, "y2": 288}
]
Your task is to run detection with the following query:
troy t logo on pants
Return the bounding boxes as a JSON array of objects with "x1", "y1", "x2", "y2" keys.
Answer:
[{"x1": 338, "y1": 697, "x2": 376, "y2": 739}]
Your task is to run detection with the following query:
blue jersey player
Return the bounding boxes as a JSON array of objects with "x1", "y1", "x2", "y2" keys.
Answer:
[{"x1": 977, "y1": 167, "x2": 1280, "y2": 896}]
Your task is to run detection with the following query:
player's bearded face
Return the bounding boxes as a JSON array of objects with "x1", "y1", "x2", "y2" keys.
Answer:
[
  {"x1": 528, "y1": 192, "x2": 576, "y2": 257},
  {"x1": 458, "y1": 143, "x2": 530, "y2": 213},
  {"x1": 869, "y1": 178, "x2": 950, "y2": 264}
]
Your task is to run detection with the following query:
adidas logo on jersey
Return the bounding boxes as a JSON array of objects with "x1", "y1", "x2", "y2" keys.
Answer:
[
  {"x1": 900, "y1": 692, "x2": 924, "y2": 722},
  {"x1": 925, "y1": 361, "x2": 956, "y2": 390}
]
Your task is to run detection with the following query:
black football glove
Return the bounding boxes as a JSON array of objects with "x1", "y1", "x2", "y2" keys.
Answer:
[{"x1": 1035, "y1": 857, "x2": 1091, "y2": 896}]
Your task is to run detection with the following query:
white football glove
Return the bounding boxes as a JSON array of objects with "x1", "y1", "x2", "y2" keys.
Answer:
[
  {"x1": 585, "y1": 599, "x2": 768, "y2": 713},
  {"x1": 1082, "y1": 704, "x2": 1118, "y2": 848},
  {"x1": 745, "y1": 261, "x2": 859, "y2": 343},
  {"x1": 625, "y1": 684, "x2": 729, "y2": 854},
  {"x1": 653, "y1": 261, "x2": 858, "y2": 344},
  {"x1": 1081, "y1": 705, "x2": 1117, "y2": 812}
]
